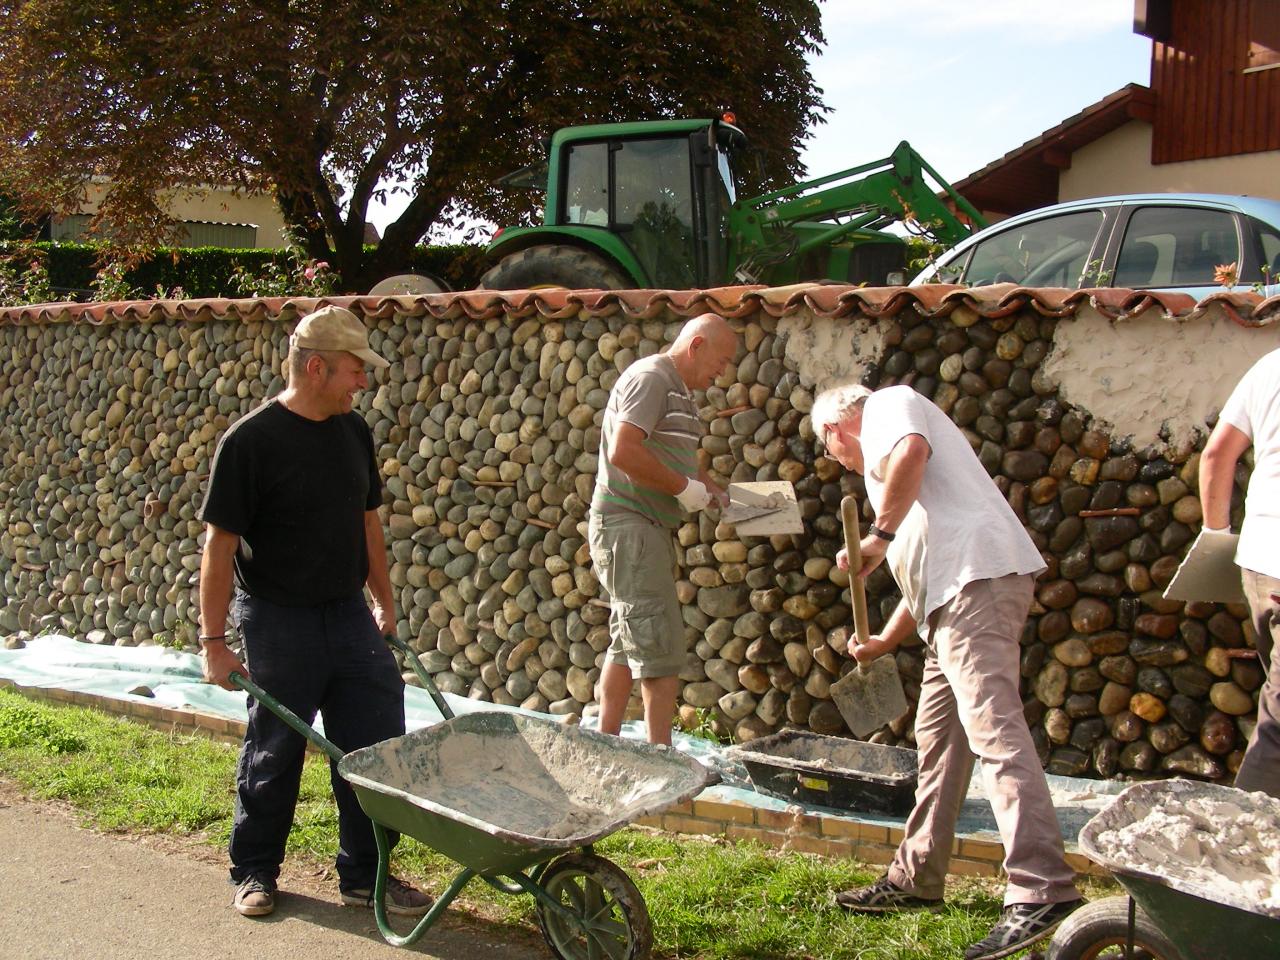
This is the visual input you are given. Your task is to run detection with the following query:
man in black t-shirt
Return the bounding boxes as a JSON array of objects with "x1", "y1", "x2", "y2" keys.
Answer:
[{"x1": 198, "y1": 305, "x2": 431, "y2": 919}]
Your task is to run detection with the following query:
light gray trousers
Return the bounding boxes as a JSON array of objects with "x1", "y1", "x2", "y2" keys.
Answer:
[
  {"x1": 1236, "y1": 568, "x2": 1280, "y2": 798},
  {"x1": 887, "y1": 574, "x2": 1081, "y2": 906}
]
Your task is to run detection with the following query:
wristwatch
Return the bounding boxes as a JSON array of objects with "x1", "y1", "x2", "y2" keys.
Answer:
[{"x1": 868, "y1": 524, "x2": 896, "y2": 542}]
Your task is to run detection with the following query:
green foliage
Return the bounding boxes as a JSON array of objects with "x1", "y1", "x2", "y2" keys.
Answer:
[
  {"x1": 0, "y1": 240, "x2": 485, "y2": 301},
  {"x1": 0, "y1": 244, "x2": 55, "y2": 305},
  {"x1": 0, "y1": 699, "x2": 87, "y2": 754},
  {"x1": 681, "y1": 708, "x2": 733, "y2": 746}
]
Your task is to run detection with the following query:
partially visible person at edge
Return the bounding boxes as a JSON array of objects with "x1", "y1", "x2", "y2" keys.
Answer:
[
  {"x1": 810, "y1": 382, "x2": 1083, "y2": 960},
  {"x1": 1199, "y1": 346, "x2": 1280, "y2": 799},
  {"x1": 198, "y1": 305, "x2": 432, "y2": 919},
  {"x1": 591, "y1": 313, "x2": 738, "y2": 745}
]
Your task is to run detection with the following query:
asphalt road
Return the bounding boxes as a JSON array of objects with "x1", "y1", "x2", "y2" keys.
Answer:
[{"x1": 0, "y1": 788, "x2": 539, "y2": 960}]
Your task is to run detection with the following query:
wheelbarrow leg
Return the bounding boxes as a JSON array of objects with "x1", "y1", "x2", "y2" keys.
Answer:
[{"x1": 368, "y1": 821, "x2": 475, "y2": 947}]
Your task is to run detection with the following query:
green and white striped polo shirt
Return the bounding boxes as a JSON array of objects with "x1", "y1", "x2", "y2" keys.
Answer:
[{"x1": 591, "y1": 353, "x2": 700, "y2": 528}]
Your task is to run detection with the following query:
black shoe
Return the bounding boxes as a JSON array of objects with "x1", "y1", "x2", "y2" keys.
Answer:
[
  {"x1": 233, "y1": 874, "x2": 276, "y2": 917},
  {"x1": 341, "y1": 875, "x2": 433, "y2": 917},
  {"x1": 964, "y1": 899, "x2": 1084, "y2": 960},
  {"x1": 835, "y1": 875, "x2": 944, "y2": 913}
]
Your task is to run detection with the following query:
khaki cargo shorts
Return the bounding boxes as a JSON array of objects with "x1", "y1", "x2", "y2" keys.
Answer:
[{"x1": 588, "y1": 512, "x2": 686, "y2": 678}]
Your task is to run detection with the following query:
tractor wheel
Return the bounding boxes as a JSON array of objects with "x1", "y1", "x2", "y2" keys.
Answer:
[
  {"x1": 478, "y1": 244, "x2": 631, "y2": 291},
  {"x1": 1045, "y1": 897, "x2": 1179, "y2": 960}
]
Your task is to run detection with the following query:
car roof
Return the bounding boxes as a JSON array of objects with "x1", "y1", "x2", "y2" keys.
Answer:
[
  {"x1": 976, "y1": 192, "x2": 1280, "y2": 227},
  {"x1": 918, "y1": 193, "x2": 1280, "y2": 278}
]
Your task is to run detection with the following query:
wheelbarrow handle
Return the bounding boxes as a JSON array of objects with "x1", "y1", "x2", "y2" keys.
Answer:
[
  {"x1": 382, "y1": 633, "x2": 456, "y2": 721},
  {"x1": 228, "y1": 671, "x2": 346, "y2": 764}
]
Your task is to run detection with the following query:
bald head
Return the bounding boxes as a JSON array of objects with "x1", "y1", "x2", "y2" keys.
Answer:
[
  {"x1": 669, "y1": 313, "x2": 738, "y2": 390},
  {"x1": 673, "y1": 313, "x2": 733, "y2": 351}
]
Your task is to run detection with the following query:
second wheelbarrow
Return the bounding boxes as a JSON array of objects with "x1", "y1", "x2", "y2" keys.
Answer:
[
  {"x1": 230, "y1": 634, "x2": 717, "y2": 959},
  {"x1": 1047, "y1": 778, "x2": 1280, "y2": 960}
]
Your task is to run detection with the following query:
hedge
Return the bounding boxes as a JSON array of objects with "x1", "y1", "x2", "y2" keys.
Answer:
[{"x1": 11, "y1": 241, "x2": 487, "y2": 298}]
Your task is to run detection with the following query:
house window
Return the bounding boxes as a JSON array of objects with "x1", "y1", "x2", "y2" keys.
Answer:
[
  {"x1": 49, "y1": 215, "x2": 256, "y2": 247},
  {"x1": 1246, "y1": 2, "x2": 1280, "y2": 73},
  {"x1": 175, "y1": 221, "x2": 257, "y2": 248}
]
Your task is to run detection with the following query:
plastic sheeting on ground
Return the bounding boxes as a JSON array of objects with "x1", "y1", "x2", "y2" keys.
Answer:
[{"x1": 0, "y1": 635, "x2": 1121, "y2": 842}]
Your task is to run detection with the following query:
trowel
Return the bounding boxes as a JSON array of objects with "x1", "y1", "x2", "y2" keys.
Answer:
[{"x1": 829, "y1": 495, "x2": 908, "y2": 738}]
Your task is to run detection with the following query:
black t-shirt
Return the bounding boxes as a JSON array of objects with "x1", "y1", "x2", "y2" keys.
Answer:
[{"x1": 199, "y1": 399, "x2": 383, "y2": 606}]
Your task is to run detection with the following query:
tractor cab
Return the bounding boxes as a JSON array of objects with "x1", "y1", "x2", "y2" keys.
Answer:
[{"x1": 483, "y1": 118, "x2": 746, "y2": 290}]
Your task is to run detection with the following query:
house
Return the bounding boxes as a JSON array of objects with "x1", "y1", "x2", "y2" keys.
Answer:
[
  {"x1": 954, "y1": 0, "x2": 1280, "y2": 219},
  {"x1": 49, "y1": 180, "x2": 293, "y2": 249}
]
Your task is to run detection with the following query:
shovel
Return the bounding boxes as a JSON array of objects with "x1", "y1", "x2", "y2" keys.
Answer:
[{"x1": 829, "y1": 495, "x2": 908, "y2": 738}]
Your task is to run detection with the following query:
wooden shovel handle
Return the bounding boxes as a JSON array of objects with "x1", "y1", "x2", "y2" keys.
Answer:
[{"x1": 840, "y1": 495, "x2": 872, "y2": 651}]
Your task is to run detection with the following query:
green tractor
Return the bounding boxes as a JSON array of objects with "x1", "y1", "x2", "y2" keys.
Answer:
[{"x1": 479, "y1": 116, "x2": 986, "y2": 291}]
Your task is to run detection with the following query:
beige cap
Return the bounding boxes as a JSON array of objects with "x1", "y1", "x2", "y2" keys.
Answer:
[{"x1": 289, "y1": 305, "x2": 389, "y2": 370}]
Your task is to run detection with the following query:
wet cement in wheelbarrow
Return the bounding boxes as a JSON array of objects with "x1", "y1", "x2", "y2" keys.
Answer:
[
  {"x1": 361, "y1": 721, "x2": 686, "y2": 841},
  {"x1": 1090, "y1": 785, "x2": 1280, "y2": 911}
]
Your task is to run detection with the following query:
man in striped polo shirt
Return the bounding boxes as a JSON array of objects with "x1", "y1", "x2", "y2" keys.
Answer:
[{"x1": 590, "y1": 313, "x2": 738, "y2": 745}]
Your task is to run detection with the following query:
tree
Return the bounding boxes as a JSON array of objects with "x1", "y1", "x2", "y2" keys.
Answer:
[{"x1": 0, "y1": 1, "x2": 826, "y2": 291}]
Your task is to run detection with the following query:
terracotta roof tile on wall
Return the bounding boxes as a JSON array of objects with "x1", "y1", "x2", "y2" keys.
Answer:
[{"x1": 1, "y1": 283, "x2": 1279, "y2": 329}]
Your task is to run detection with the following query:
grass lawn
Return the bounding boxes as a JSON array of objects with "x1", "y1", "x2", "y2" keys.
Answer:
[{"x1": 0, "y1": 688, "x2": 1102, "y2": 958}]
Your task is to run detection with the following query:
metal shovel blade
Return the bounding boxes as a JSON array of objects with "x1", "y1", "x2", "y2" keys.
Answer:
[
  {"x1": 834, "y1": 494, "x2": 909, "y2": 738},
  {"x1": 830, "y1": 657, "x2": 909, "y2": 739}
]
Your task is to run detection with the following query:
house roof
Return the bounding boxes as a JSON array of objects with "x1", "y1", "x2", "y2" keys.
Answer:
[
  {"x1": 953, "y1": 84, "x2": 1157, "y2": 217},
  {"x1": 0, "y1": 282, "x2": 1275, "y2": 330}
]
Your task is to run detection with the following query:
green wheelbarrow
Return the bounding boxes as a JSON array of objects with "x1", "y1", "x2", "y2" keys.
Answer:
[
  {"x1": 1047, "y1": 779, "x2": 1280, "y2": 960},
  {"x1": 230, "y1": 633, "x2": 717, "y2": 959}
]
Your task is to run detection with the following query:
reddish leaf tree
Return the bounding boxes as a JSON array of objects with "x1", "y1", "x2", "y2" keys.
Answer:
[{"x1": 0, "y1": 0, "x2": 826, "y2": 291}]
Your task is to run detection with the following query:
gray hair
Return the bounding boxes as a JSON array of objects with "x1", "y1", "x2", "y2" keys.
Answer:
[
  {"x1": 810, "y1": 383, "x2": 872, "y2": 441},
  {"x1": 287, "y1": 346, "x2": 337, "y2": 383}
]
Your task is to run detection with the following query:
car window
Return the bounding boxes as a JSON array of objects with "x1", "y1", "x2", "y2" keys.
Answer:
[
  {"x1": 1114, "y1": 206, "x2": 1239, "y2": 288},
  {"x1": 1251, "y1": 217, "x2": 1280, "y2": 284},
  {"x1": 962, "y1": 210, "x2": 1104, "y2": 287}
]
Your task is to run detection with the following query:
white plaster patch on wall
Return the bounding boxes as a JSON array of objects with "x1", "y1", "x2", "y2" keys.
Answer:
[
  {"x1": 778, "y1": 313, "x2": 885, "y2": 390},
  {"x1": 1040, "y1": 304, "x2": 1280, "y2": 450}
]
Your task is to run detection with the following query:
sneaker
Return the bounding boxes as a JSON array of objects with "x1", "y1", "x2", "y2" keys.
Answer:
[
  {"x1": 233, "y1": 875, "x2": 276, "y2": 917},
  {"x1": 835, "y1": 875, "x2": 944, "y2": 913},
  {"x1": 964, "y1": 899, "x2": 1084, "y2": 960},
  {"x1": 341, "y1": 875, "x2": 433, "y2": 917}
]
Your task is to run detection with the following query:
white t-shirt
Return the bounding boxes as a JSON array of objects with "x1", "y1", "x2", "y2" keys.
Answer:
[
  {"x1": 886, "y1": 504, "x2": 929, "y2": 624},
  {"x1": 861, "y1": 385, "x2": 1046, "y2": 622},
  {"x1": 1218, "y1": 347, "x2": 1280, "y2": 579}
]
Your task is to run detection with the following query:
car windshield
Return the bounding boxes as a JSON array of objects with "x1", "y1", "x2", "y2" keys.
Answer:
[{"x1": 962, "y1": 210, "x2": 1104, "y2": 287}]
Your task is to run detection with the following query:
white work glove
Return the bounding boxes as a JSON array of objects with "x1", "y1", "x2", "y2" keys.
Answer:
[{"x1": 675, "y1": 477, "x2": 712, "y2": 512}]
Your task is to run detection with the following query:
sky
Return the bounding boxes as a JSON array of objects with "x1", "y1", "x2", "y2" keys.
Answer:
[{"x1": 366, "y1": 1, "x2": 1153, "y2": 239}]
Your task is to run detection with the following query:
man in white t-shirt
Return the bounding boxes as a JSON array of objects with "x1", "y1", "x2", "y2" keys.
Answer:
[
  {"x1": 810, "y1": 382, "x2": 1081, "y2": 960},
  {"x1": 1199, "y1": 346, "x2": 1280, "y2": 798}
]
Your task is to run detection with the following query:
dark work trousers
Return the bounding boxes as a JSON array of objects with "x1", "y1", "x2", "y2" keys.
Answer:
[{"x1": 228, "y1": 590, "x2": 405, "y2": 891}]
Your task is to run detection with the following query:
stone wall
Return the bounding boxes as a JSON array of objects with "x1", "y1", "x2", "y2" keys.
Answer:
[{"x1": 0, "y1": 286, "x2": 1274, "y2": 785}]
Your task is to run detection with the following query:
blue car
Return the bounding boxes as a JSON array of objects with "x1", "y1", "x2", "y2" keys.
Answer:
[{"x1": 911, "y1": 193, "x2": 1280, "y2": 301}]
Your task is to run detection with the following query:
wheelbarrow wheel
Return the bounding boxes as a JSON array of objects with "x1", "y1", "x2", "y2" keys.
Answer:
[
  {"x1": 1046, "y1": 896, "x2": 1179, "y2": 960},
  {"x1": 536, "y1": 852, "x2": 652, "y2": 960}
]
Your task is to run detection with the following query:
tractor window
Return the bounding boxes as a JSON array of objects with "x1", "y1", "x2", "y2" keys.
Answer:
[
  {"x1": 563, "y1": 142, "x2": 609, "y2": 227},
  {"x1": 614, "y1": 137, "x2": 696, "y2": 288},
  {"x1": 964, "y1": 210, "x2": 1104, "y2": 287}
]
